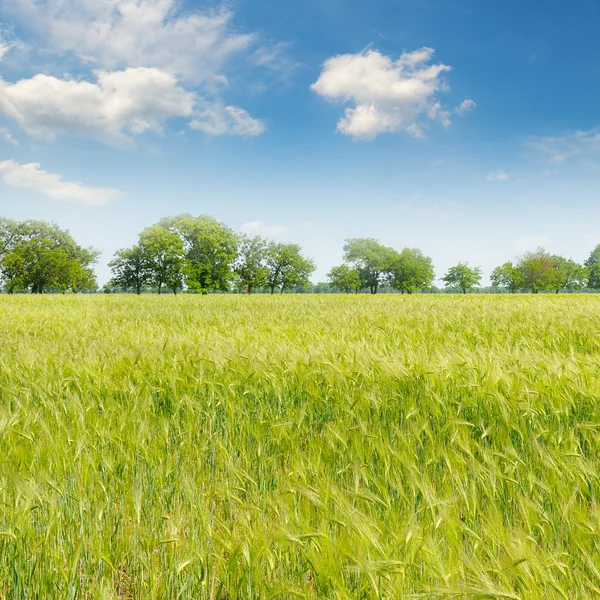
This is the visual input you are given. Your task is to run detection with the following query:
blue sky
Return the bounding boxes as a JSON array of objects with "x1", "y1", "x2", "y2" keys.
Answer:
[{"x1": 1, "y1": 0, "x2": 600, "y2": 285}]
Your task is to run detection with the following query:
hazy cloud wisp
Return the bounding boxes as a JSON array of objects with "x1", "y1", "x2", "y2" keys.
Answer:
[
  {"x1": 0, "y1": 160, "x2": 124, "y2": 206},
  {"x1": 241, "y1": 221, "x2": 290, "y2": 236},
  {"x1": 485, "y1": 170, "x2": 509, "y2": 182}
]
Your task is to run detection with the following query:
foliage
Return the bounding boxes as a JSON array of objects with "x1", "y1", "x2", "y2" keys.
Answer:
[
  {"x1": 327, "y1": 264, "x2": 362, "y2": 294},
  {"x1": 109, "y1": 245, "x2": 151, "y2": 294},
  {"x1": 441, "y1": 262, "x2": 482, "y2": 293},
  {"x1": 2, "y1": 295, "x2": 600, "y2": 597},
  {"x1": 0, "y1": 219, "x2": 98, "y2": 293},
  {"x1": 551, "y1": 255, "x2": 588, "y2": 293},
  {"x1": 233, "y1": 234, "x2": 269, "y2": 294},
  {"x1": 584, "y1": 243, "x2": 600, "y2": 289},
  {"x1": 516, "y1": 248, "x2": 558, "y2": 294},
  {"x1": 343, "y1": 237, "x2": 395, "y2": 294},
  {"x1": 490, "y1": 261, "x2": 524, "y2": 292},
  {"x1": 159, "y1": 214, "x2": 237, "y2": 293},
  {"x1": 0, "y1": 217, "x2": 19, "y2": 256},
  {"x1": 266, "y1": 242, "x2": 316, "y2": 294},
  {"x1": 389, "y1": 248, "x2": 435, "y2": 294},
  {"x1": 139, "y1": 225, "x2": 186, "y2": 294}
]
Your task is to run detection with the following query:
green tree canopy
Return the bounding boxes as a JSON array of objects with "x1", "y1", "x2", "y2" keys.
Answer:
[
  {"x1": 158, "y1": 214, "x2": 237, "y2": 293},
  {"x1": 490, "y1": 261, "x2": 524, "y2": 293},
  {"x1": 266, "y1": 243, "x2": 316, "y2": 294},
  {"x1": 0, "y1": 220, "x2": 98, "y2": 293},
  {"x1": 0, "y1": 218, "x2": 20, "y2": 257},
  {"x1": 109, "y1": 245, "x2": 151, "y2": 294},
  {"x1": 584, "y1": 244, "x2": 600, "y2": 289},
  {"x1": 442, "y1": 262, "x2": 482, "y2": 294},
  {"x1": 327, "y1": 264, "x2": 362, "y2": 294},
  {"x1": 516, "y1": 248, "x2": 558, "y2": 294},
  {"x1": 139, "y1": 225, "x2": 186, "y2": 294},
  {"x1": 550, "y1": 255, "x2": 588, "y2": 293},
  {"x1": 234, "y1": 234, "x2": 269, "y2": 294},
  {"x1": 389, "y1": 248, "x2": 435, "y2": 294},
  {"x1": 343, "y1": 238, "x2": 395, "y2": 294}
]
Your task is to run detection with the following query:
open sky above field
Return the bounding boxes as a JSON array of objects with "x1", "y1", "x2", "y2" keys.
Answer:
[{"x1": 1, "y1": 0, "x2": 599, "y2": 285}]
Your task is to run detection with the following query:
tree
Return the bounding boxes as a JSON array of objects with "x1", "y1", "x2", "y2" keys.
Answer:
[
  {"x1": 343, "y1": 238, "x2": 395, "y2": 294},
  {"x1": 442, "y1": 262, "x2": 482, "y2": 294},
  {"x1": 139, "y1": 225, "x2": 186, "y2": 294},
  {"x1": 0, "y1": 218, "x2": 19, "y2": 257},
  {"x1": 490, "y1": 261, "x2": 524, "y2": 293},
  {"x1": 266, "y1": 243, "x2": 316, "y2": 294},
  {"x1": 585, "y1": 244, "x2": 600, "y2": 289},
  {"x1": 551, "y1": 255, "x2": 588, "y2": 293},
  {"x1": 327, "y1": 265, "x2": 362, "y2": 294},
  {"x1": 109, "y1": 245, "x2": 151, "y2": 294},
  {"x1": 234, "y1": 234, "x2": 269, "y2": 294},
  {"x1": 389, "y1": 248, "x2": 435, "y2": 294},
  {"x1": 0, "y1": 220, "x2": 98, "y2": 293},
  {"x1": 516, "y1": 248, "x2": 557, "y2": 294},
  {"x1": 158, "y1": 214, "x2": 237, "y2": 293}
]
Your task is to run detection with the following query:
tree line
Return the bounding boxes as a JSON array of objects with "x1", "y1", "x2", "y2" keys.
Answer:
[
  {"x1": 328, "y1": 238, "x2": 600, "y2": 294},
  {"x1": 2, "y1": 216, "x2": 600, "y2": 294}
]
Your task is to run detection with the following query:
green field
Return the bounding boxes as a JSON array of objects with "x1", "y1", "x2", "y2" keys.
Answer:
[{"x1": 1, "y1": 295, "x2": 600, "y2": 599}]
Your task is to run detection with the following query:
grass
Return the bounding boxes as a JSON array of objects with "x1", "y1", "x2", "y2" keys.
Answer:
[{"x1": 1, "y1": 294, "x2": 600, "y2": 599}]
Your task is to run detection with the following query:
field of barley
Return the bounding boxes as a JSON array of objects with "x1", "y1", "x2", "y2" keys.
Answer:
[{"x1": 1, "y1": 295, "x2": 600, "y2": 599}]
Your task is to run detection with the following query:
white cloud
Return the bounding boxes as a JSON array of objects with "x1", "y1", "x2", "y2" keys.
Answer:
[
  {"x1": 0, "y1": 127, "x2": 18, "y2": 146},
  {"x1": 1, "y1": 1, "x2": 274, "y2": 142},
  {"x1": 8, "y1": 0, "x2": 254, "y2": 84},
  {"x1": 485, "y1": 170, "x2": 509, "y2": 182},
  {"x1": 513, "y1": 235, "x2": 551, "y2": 253},
  {"x1": 311, "y1": 48, "x2": 462, "y2": 139},
  {"x1": 0, "y1": 68, "x2": 195, "y2": 142},
  {"x1": 241, "y1": 221, "x2": 290, "y2": 237},
  {"x1": 529, "y1": 127, "x2": 600, "y2": 164},
  {"x1": 0, "y1": 160, "x2": 124, "y2": 206},
  {"x1": 190, "y1": 105, "x2": 265, "y2": 137},
  {"x1": 455, "y1": 98, "x2": 476, "y2": 114}
]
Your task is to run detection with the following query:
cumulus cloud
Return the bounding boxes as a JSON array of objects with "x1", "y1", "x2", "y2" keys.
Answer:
[
  {"x1": 513, "y1": 235, "x2": 551, "y2": 253},
  {"x1": 311, "y1": 48, "x2": 464, "y2": 139},
  {"x1": 0, "y1": 160, "x2": 124, "y2": 206},
  {"x1": 7, "y1": 0, "x2": 254, "y2": 84},
  {"x1": 455, "y1": 98, "x2": 476, "y2": 114},
  {"x1": 241, "y1": 221, "x2": 290, "y2": 237},
  {"x1": 485, "y1": 170, "x2": 509, "y2": 182},
  {"x1": 529, "y1": 127, "x2": 600, "y2": 164},
  {"x1": 1, "y1": 0, "x2": 273, "y2": 142},
  {"x1": 190, "y1": 105, "x2": 265, "y2": 137},
  {"x1": 0, "y1": 68, "x2": 195, "y2": 142}
]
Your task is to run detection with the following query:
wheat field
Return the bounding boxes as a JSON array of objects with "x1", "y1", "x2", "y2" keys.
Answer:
[{"x1": 1, "y1": 294, "x2": 600, "y2": 599}]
